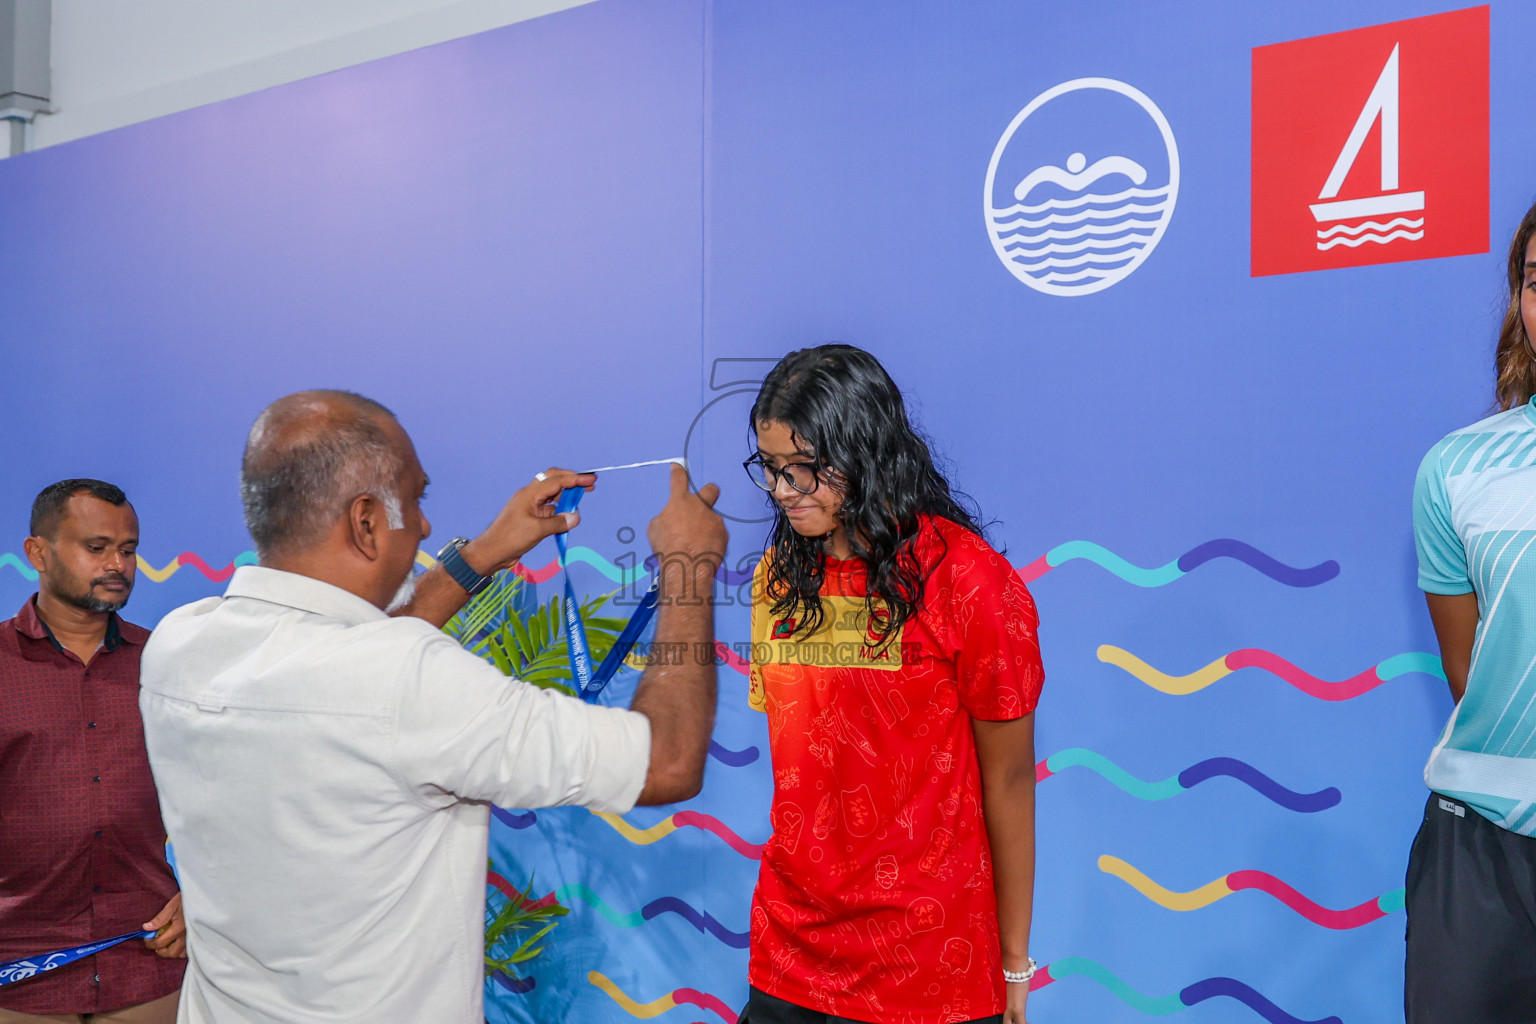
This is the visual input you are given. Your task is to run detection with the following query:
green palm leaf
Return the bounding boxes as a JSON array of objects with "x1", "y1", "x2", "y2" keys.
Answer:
[
  {"x1": 450, "y1": 575, "x2": 636, "y2": 990},
  {"x1": 446, "y1": 577, "x2": 630, "y2": 692},
  {"x1": 484, "y1": 870, "x2": 569, "y2": 979}
]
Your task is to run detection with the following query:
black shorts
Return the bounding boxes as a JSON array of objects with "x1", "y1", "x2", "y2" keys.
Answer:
[
  {"x1": 1404, "y1": 792, "x2": 1536, "y2": 1022},
  {"x1": 737, "y1": 986, "x2": 1003, "y2": 1024}
]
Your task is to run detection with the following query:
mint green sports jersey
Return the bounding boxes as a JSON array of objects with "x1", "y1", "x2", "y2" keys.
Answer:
[{"x1": 1415, "y1": 397, "x2": 1536, "y2": 834}]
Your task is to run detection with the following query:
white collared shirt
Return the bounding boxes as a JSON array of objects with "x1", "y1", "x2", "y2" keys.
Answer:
[{"x1": 139, "y1": 566, "x2": 650, "y2": 1024}]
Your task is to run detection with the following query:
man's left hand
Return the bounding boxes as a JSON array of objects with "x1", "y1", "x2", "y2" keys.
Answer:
[
  {"x1": 142, "y1": 893, "x2": 187, "y2": 958},
  {"x1": 463, "y1": 468, "x2": 597, "y2": 574}
]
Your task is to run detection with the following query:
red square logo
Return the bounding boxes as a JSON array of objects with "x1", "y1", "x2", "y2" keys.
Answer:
[{"x1": 1251, "y1": 6, "x2": 1488, "y2": 277}]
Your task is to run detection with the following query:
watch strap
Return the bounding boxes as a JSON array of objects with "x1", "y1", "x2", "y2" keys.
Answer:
[{"x1": 438, "y1": 538, "x2": 494, "y2": 596}]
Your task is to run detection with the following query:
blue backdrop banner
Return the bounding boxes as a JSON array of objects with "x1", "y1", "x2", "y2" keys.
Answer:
[{"x1": 1, "y1": 2, "x2": 1528, "y2": 1022}]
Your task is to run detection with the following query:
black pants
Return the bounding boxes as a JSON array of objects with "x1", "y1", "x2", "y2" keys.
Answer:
[
  {"x1": 1405, "y1": 793, "x2": 1536, "y2": 1022},
  {"x1": 738, "y1": 986, "x2": 1003, "y2": 1024}
]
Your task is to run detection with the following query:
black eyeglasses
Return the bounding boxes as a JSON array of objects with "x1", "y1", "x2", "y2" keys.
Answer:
[{"x1": 743, "y1": 454, "x2": 825, "y2": 495}]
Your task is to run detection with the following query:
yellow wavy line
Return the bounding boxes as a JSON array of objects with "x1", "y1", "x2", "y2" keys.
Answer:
[
  {"x1": 136, "y1": 549, "x2": 432, "y2": 584},
  {"x1": 591, "y1": 811, "x2": 679, "y2": 845},
  {"x1": 588, "y1": 971, "x2": 677, "y2": 1017},
  {"x1": 1098, "y1": 854, "x2": 1233, "y2": 910},
  {"x1": 136, "y1": 555, "x2": 180, "y2": 583},
  {"x1": 1097, "y1": 645, "x2": 1232, "y2": 695}
]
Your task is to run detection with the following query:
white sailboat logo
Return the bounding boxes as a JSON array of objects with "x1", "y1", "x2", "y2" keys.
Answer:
[{"x1": 1309, "y1": 44, "x2": 1425, "y2": 250}]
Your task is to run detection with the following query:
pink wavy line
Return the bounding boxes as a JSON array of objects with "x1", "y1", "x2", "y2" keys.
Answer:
[
  {"x1": 625, "y1": 642, "x2": 748, "y2": 676},
  {"x1": 673, "y1": 810, "x2": 765, "y2": 860},
  {"x1": 1224, "y1": 650, "x2": 1385, "y2": 701},
  {"x1": 1016, "y1": 555, "x2": 1052, "y2": 584},
  {"x1": 173, "y1": 552, "x2": 241, "y2": 583},
  {"x1": 716, "y1": 641, "x2": 750, "y2": 676},
  {"x1": 1227, "y1": 870, "x2": 1388, "y2": 929},
  {"x1": 511, "y1": 559, "x2": 564, "y2": 585},
  {"x1": 674, "y1": 988, "x2": 738, "y2": 1024},
  {"x1": 485, "y1": 869, "x2": 562, "y2": 911}
]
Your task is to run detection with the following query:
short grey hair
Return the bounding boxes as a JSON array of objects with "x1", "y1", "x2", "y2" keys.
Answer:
[{"x1": 241, "y1": 391, "x2": 405, "y2": 559}]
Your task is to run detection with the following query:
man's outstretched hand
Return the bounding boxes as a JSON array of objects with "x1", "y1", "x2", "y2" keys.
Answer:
[
  {"x1": 460, "y1": 468, "x2": 597, "y2": 576},
  {"x1": 648, "y1": 464, "x2": 726, "y2": 577},
  {"x1": 393, "y1": 467, "x2": 594, "y2": 628},
  {"x1": 632, "y1": 464, "x2": 727, "y2": 806}
]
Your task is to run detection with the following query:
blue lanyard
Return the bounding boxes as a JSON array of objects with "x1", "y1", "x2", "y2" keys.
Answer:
[
  {"x1": 0, "y1": 930, "x2": 153, "y2": 987},
  {"x1": 555, "y1": 487, "x2": 658, "y2": 702}
]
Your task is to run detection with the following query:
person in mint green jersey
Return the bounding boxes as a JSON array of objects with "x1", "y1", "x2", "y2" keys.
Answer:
[{"x1": 1408, "y1": 198, "x2": 1536, "y2": 1022}]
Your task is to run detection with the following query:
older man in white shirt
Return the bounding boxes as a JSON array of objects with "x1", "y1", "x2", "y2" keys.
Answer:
[{"x1": 139, "y1": 390, "x2": 725, "y2": 1024}]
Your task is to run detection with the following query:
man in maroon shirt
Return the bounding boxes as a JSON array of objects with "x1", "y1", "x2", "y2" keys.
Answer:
[{"x1": 0, "y1": 480, "x2": 185, "y2": 1024}]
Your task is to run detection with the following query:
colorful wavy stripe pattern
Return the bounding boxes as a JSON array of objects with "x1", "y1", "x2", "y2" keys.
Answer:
[
  {"x1": 490, "y1": 806, "x2": 765, "y2": 860},
  {"x1": 555, "y1": 884, "x2": 747, "y2": 948},
  {"x1": 1098, "y1": 645, "x2": 1445, "y2": 699},
  {"x1": 589, "y1": 971, "x2": 737, "y2": 1024},
  {"x1": 1030, "y1": 958, "x2": 1340, "y2": 1024},
  {"x1": 491, "y1": 867, "x2": 748, "y2": 948},
  {"x1": 1099, "y1": 855, "x2": 1405, "y2": 929},
  {"x1": 0, "y1": 551, "x2": 262, "y2": 584},
  {"x1": 1015, "y1": 539, "x2": 1338, "y2": 588},
  {"x1": 1037, "y1": 749, "x2": 1340, "y2": 812},
  {"x1": 2, "y1": 537, "x2": 1333, "y2": 592},
  {"x1": 591, "y1": 810, "x2": 765, "y2": 860},
  {"x1": 624, "y1": 643, "x2": 753, "y2": 679},
  {"x1": 0, "y1": 547, "x2": 656, "y2": 587}
]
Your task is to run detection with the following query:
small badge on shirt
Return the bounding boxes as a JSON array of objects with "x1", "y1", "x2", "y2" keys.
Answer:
[
  {"x1": 1437, "y1": 798, "x2": 1465, "y2": 818},
  {"x1": 756, "y1": 596, "x2": 905, "y2": 675}
]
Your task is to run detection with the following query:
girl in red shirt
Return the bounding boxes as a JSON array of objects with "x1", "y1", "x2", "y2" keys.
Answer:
[{"x1": 742, "y1": 345, "x2": 1044, "y2": 1024}]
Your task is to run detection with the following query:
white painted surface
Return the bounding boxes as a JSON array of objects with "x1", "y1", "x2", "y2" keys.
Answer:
[{"x1": 25, "y1": 0, "x2": 596, "y2": 151}]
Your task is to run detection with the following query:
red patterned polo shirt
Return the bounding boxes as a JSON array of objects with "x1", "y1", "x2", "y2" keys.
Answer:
[{"x1": 747, "y1": 517, "x2": 1043, "y2": 1024}]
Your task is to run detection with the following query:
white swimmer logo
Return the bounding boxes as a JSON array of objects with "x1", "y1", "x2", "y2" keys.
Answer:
[{"x1": 984, "y1": 78, "x2": 1179, "y2": 296}]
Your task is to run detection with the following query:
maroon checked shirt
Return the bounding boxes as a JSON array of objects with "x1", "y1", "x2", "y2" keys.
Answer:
[{"x1": 0, "y1": 596, "x2": 183, "y2": 1015}]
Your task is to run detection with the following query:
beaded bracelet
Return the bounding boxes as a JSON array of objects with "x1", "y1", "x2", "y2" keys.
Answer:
[{"x1": 1002, "y1": 957, "x2": 1038, "y2": 984}]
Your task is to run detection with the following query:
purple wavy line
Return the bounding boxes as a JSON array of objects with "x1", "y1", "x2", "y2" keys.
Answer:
[
  {"x1": 705, "y1": 541, "x2": 1337, "y2": 589},
  {"x1": 1176, "y1": 540, "x2": 1339, "y2": 587},
  {"x1": 708, "y1": 740, "x2": 760, "y2": 767},
  {"x1": 640, "y1": 897, "x2": 750, "y2": 948},
  {"x1": 1177, "y1": 758, "x2": 1341, "y2": 813},
  {"x1": 491, "y1": 971, "x2": 536, "y2": 994},
  {"x1": 492, "y1": 807, "x2": 538, "y2": 829},
  {"x1": 1180, "y1": 978, "x2": 1341, "y2": 1024}
]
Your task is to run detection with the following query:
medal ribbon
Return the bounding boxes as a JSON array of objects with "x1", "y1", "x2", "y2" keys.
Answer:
[
  {"x1": 555, "y1": 460, "x2": 679, "y2": 701},
  {"x1": 0, "y1": 930, "x2": 154, "y2": 987}
]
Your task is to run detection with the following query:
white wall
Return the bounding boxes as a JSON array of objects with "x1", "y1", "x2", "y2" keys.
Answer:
[{"x1": 20, "y1": 0, "x2": 594, "y2": 153}]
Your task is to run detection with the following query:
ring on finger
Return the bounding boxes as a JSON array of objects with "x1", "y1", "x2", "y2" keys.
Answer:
[{"x1": 534, "y1": 471, "x2": 548, "y2": 482}]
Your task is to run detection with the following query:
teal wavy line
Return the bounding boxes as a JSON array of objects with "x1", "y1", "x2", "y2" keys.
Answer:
[
  {"x1": 1045, "y1": 542, "x2": 1184, "y2": 587},
  {"x1": 0, "y1": 553, "x2": 38, "y2": 581},
  {"x1": 1046, "y1": 748, "x2": 1184, "y2": 800},
  {"x1": 1049, "y1": 957, "x2": 1186, "y2": 1014},
  {"x1": 554, "y1": 883, "x2": 644, "y2": 928},
  {"x1": 1377, "y1": 652, "x2": 1447, "y2": 682},
  {"x1": 559, "y1": 548, "x2": 651, "y2": 588},
  {"x1": 1377, "y1": 887, "x2": 1406, "y2": 914}
]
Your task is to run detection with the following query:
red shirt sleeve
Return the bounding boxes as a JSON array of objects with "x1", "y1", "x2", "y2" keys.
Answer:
[{"x1": 931, "y1": 524, "x2": 1044, "y2": 721}]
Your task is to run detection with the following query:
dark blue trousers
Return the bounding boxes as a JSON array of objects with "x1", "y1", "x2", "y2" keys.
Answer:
[{"x1": 1405, "y1": 793, "x2": 1536, "y2": 1022}]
